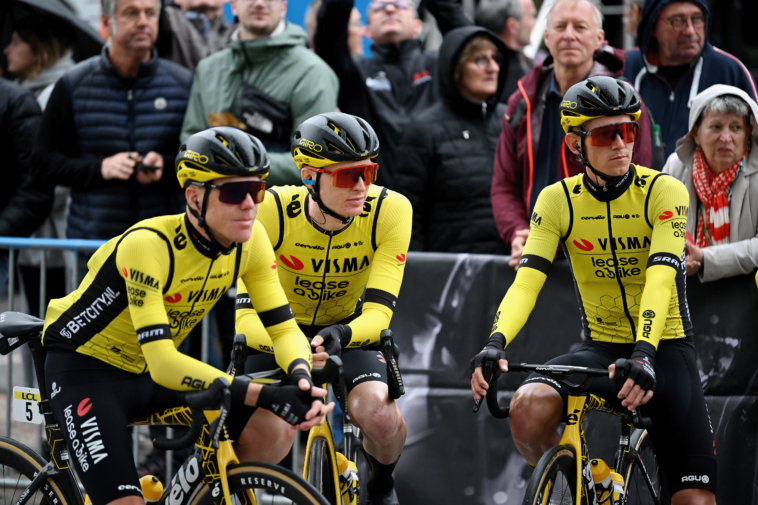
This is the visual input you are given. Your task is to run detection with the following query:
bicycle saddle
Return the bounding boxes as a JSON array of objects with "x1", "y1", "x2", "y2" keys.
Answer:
[{"x1": 0, "y1": 311, "x2": 45, "y2": 355}]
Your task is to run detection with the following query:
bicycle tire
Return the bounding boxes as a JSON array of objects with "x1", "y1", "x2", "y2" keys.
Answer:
[
  {"x1": 622, "y1": 429, "x2": 670, "y2": 505},
  {"x1": 347, "y1": 444, "x2": 369, "y2": 505},
  {"x1": 306, "y1": 437, "x2": 338, "y2": 504},
  {"x1": 0, "y1": 436, "x2": 73, "y2": 505},
  {"x1": 522, "y1": 445, "x2": 588, "y2": 505},
  {"x1": 190, "y1": 461, "x2": 330, "y2": 505}
]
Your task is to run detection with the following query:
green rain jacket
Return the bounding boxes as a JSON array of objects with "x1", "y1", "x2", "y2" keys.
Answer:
[{"x1": 181, "y1": 21, "x2": 338, "y2": 185}]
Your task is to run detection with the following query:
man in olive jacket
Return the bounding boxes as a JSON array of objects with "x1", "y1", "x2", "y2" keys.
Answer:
[{"x1": 181, "y1": 0, "x2": 338, "y2": 186}]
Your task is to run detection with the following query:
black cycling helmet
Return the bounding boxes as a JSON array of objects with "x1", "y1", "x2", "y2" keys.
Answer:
[
  {"x1": 560, "y1": 77, "x2": 642, "y2": 193},
  {"x1": 559, "y1": 76, "x2": 642, "y2": 134},
  {"x1": 292, "y1": 112, "x2": 379, "y2": 169},
  {"x1": 176, "y1": 127, "x2": 270, "y2": 188},
  {"x1": 291, "y1": 113, "x2": 380, "y2": 225},
  {"x1": 177, "y1": 127, "x2": 270, "y2": 256}
]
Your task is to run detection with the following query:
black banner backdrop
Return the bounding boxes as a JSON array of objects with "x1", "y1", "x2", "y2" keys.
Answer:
[{"x1": 390, "y1": 253, "x2": 758, "y2": 504}]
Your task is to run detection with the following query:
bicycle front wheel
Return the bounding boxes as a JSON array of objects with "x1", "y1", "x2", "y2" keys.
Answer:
[
  {"x1": 523, "y1": 445, "x2": 587, "y2": 505},
  {"x1": 622, "y1": 429, "x2": 669, "y2": 505},
  {"x1": 0, "y1": 436, "x2": 73, "y2": 505},
  {"x1": 306, "y1": 437, "x2": 338, "y2": 504},
  {"x1": 191, "y1": 462, "x2": 329, "y2": 505}
]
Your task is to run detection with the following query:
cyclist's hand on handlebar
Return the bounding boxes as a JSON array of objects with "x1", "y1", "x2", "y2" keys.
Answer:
[
  {"x1": 470, "y1": 358, "x2": 508, "y2": 401},
  {"x1": 608, "y1": 352, "x2": 656, "y2": 411},
  {"x1": 292, "y1": 391, "x2": 335, "y2": 431},
  {"x1": 469, "y1": 333, "x2": 508, "y2": 402},
  {"x1": 256, "y1": 382, "x2": 333, "y2": 429}
]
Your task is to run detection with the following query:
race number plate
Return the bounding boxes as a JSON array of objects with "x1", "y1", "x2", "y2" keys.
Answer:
[{"x1": 13, "y1": 387, "x2": 43, "y2": 424}]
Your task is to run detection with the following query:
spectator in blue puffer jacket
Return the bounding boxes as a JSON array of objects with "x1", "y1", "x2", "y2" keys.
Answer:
[
  {"x1": 32, "y1": 0, "x2": 192, "y2": 242},
  {"x1": 624, "y1": 0, "x2": 757, "y2": 160}
]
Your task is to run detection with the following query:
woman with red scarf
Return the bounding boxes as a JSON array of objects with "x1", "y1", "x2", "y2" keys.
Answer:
[{"x1": 663, "y1": 85, "x2": 758, "y2": 281}]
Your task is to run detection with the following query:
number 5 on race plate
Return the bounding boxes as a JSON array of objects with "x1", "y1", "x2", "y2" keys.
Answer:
[{"x1": 13, "y1": 387, "x2": 43, "y2": 424}]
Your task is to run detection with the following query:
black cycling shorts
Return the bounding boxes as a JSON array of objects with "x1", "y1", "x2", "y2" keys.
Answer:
[
  {"x1": 521, "y1": 337, "x2": 716, "y2": 495},
  {"x1": 45, "y1": 352, "x2": 255, "y2": 505},
  {"x1": 244, "y1": 347, "x2": 388, "y2": 395}
]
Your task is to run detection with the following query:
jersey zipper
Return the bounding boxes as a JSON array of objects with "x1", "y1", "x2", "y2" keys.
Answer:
[
  {"x1": 604, "y1": 201, "x2": 637, "y2": 338},
  {"x1": 309, "y1": 235, "x2": 333, "y2": 326},
  {"x1": 127, "y1": 88, "x2": 135, "y2": 150},
  {"x1": 481, "y1": 102, "x2": 487, "y2": 119}
]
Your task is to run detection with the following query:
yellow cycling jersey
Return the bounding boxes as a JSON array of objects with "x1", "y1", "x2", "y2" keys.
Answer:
[
  {"x1": 491, "y1": 165, "x2": 693, "y2": 349},
  {"x1": 42, "y1": 214, "x2": 312, "y2": 394},
  {"x1": 237, "y1": 184, "x2": 412, "y2": 350}
]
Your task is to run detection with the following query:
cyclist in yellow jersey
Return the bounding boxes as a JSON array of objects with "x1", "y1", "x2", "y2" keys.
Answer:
[
  {"x1": 42, "y1": 128, "x2": 333, "y2": 505},
  {"x1": 470, "y1": 77, "x2": 716, "y2": 503},
  {"x1": 236, "y1": 113, "x2": 411, "y2": 505}
]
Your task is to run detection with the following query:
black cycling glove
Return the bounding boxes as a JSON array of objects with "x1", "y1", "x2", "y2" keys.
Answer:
[
  {"x1": 256, "y1": 384, "x2": 314, "y2": 426},
  {"x1": 627, "y1": 341, "x2": 656, "y2": 393},
  {"x1": 289, "y1": 367, "x2": 314, "y2": 390},
  {"x1": 469, "y1": 333, "x2": 507, "y2": 375},
  {"x1": 314, "y1": 324, "x2": 351, "y2": 355}
]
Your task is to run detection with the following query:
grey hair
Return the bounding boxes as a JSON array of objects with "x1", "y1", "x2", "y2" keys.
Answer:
[
  {"x1": 475, "y1": 0, "x2": 523, "y2": 36},
  {"x1": 547, "y1": 0, "x2": 604, "y2": 33},
  {"x1": 696, "y1": 94, "x2": 751, "y2": 132},
  {"x1": 101, "y1": 0, "x2": 162, "y2": 20}
]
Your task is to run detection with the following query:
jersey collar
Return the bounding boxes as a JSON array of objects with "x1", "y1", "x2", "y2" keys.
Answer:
[
  {"x1": 184, "y1": 214, "x2": 230, "y2": 259},
  {"x1": 583, "y1": 164, "x2": 635, "y2": 202},
  {"x1": 304, "y1": 194, "x2": 353, "y2": 237}
]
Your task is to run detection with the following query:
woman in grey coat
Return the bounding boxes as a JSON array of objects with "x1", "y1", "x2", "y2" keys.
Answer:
[{"x1": 663, "y1": 84, "x2": 758, "y2": 282}]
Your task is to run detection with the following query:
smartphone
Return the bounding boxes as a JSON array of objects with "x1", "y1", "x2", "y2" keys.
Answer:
[{"x1": 136, "y1": 163, "x2": 160, "y2": 172}]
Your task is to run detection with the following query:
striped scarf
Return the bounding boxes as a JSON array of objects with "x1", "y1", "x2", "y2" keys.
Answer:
[{"x1": 692, "y1": 146, "x2": 746, "y2": 247}]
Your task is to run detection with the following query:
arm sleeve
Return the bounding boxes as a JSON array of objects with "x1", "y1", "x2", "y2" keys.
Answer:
[
  {"x1": 424, "y1": 0, "x2": 473, "y2": 35},
  {"x1": 393, "y1": 121, "x2": 433, "y2": 251},
  {"x1": 491, "y1": 112, "x2": 530, "y2": 246},
  {"x1": 345, "y1": 193, "x2": 413, "y2": 347},
  {"x1": 490, "y1": 183, "x2": 564, "y2": 346},
  {"x1": 636, "y1": 176, "x2": 690, "y2": 349},
  {"x1": 238, "y1": 221, "x2": 312, "y2": 372},
  {"x1": 30, "y1": 79, "x2": 106, "y2": 189},
  {"x1": 0, "y1": 91, "x2": 54, "y2": 237},
  {"x1": 115, "y1": 231, "x2": 248, "y2": 399}
]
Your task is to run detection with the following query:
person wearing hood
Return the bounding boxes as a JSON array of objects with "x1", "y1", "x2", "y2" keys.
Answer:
[
  {"x1": 624, "y1": 0, "x2": 757, "y2": 160},
  {"x1": 394, "y1": 26, "x2": 508, "y2": 254},
  {"x1": 180, "y1": 0, "x2": 339, "y2": 186},
  {"x1": 663, "y1": 85, "x2": 758, "y2": 283},
  {"x1": 491, "y1": 0, "x2": 653, "y2": 264},
  {"x1": 313, "y1": 0, "x2": 471, "y2": 190}
]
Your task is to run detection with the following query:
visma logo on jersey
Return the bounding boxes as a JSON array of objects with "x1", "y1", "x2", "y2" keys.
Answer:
[{"x1": 63, "y1": 399, "x2": 108, "y2": 472}]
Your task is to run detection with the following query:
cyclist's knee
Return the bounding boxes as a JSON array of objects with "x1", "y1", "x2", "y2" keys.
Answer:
[
  {"x1": 107, "y1": 495, "x2": 145, "y2": 505},
  {"x1": 348, "y1": 382, "x2": 403, "y2": 444},
  {"x1": 671, "y1": 488, "x2": 716, "y2": 505},
  {"x1": 509, "y1": 384, "x2": 563, "y2": 441},
  {"x1": 235, "y1": 409, "x2": 295, "y2": 462}
]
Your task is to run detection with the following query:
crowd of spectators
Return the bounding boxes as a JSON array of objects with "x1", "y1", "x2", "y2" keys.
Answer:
[{"x1": 2, "y1": 0, "x2": 758, "y2": 321}]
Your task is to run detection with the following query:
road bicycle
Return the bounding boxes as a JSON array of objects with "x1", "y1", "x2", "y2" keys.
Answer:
[
  {"x1": 0, "y1": 311, "x2": 330, "y2": 505},
  {"x1": 476, "y1": 351, "x2": 670, "y2": 505}
]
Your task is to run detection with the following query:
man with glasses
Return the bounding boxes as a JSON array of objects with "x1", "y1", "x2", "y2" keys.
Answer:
[
  {"x1": 472, "y1": 77, "x2": 717, "y2": 504},
  {"x1": 41, "y1": 127, "x2": 333, "y2": 505},
  {"x1": 625, "y1": 0, "x2": 758, "y2": 159},
  {"x1": 313, "y1": 0, "x2": 469, "y2": 189},
  {"x1": 181, "y1": 0, "x2": 338, "y2": 186},
  {"x1": 236, "y1": 113, "x2": 412, "y2": 505},
  {"x1": 491, "y1": 0, "x2": 653, "y2": 267}
]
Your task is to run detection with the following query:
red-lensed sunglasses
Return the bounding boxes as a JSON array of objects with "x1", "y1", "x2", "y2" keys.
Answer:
[
  {"x1": 574, "y1": 122, "x2": 640, "y2": 147},
  {"x1": 303, "y1": 163, "x2": 379, "y2": 188},
  {"x1": 192, "y1": 180, "x2": 267, "y2": 204}
]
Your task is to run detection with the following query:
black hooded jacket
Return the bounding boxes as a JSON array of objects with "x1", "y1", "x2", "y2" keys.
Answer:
[
  {"x1": 314, "y1": 0, "x2": 470, "y2": 189},
  {"x1": 394, "y1": 26, "x2": 508, "y2": 254}
]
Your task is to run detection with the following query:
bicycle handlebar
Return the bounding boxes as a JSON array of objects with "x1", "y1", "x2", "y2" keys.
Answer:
[
  {"x1": 153, "y1": 377, "x2": 233, "y2": 451},
  {"x1": 475, "y1": 355, "x2": 653, "y2": 429}
]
